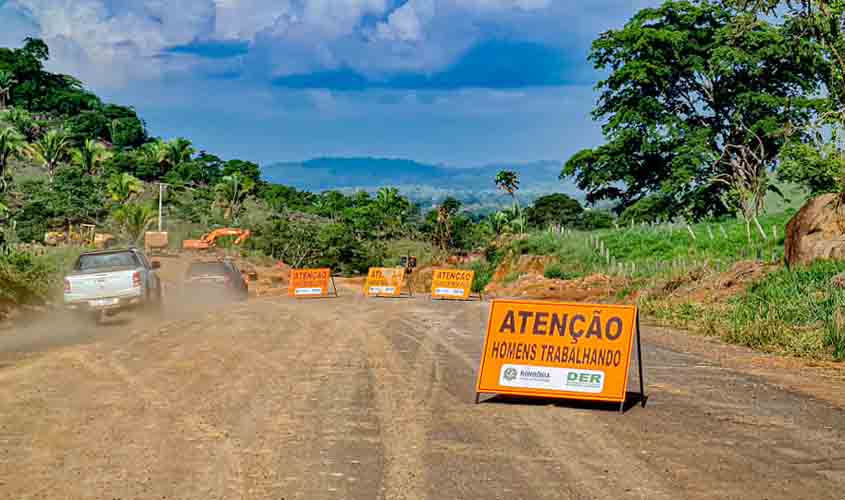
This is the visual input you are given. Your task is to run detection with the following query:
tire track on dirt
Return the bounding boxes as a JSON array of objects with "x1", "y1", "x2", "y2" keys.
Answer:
[
  {"x1": 222, "y1": 303, "x2": 375, "y2": 500},
  {"x1": 363, "y1": 304, "x2": 440, "y2": 500},
  {"x1": 394, "y1": 310, "x2": 585, "y2": 500}
]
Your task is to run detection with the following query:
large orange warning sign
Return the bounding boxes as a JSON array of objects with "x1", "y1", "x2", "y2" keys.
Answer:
[
  {"x1": 431, "y1": 269, "x2": 474, "y2": 300},
  {"x1": 288, "y1": 268, "x2": 333, "y2": 298},
  {"x1": 365, "y1": 267, "x2": 404, "y2": 297},
  {"x1": 476, "y1": 300, "x2": 639, "y2": 404}
]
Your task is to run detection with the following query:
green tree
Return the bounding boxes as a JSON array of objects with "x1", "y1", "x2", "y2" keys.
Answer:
[
  {"x1": 0, "y1": 107, "x2": 35, "y2": 141},
  {"x1": 778, "y1": 129, "x2": 845, "y2": 195},
  {"x1": 0, "y1": 126, "x2": 25, "y2": 188},
  {"x1": 72, "y1": 138, "x2": 112, "y2": 175},
  {"x1": 26, "y1": 128, "x2": 71, "y2": 181},
  {"x1": 578, "y1": 210, "x2": 614, "y2": 230},
  {"x1": 221, "y1": 159, "x2": 261, "y2": 185},
  {"x1": 0, "y1": 70, "x2": 15, "y2": 109},
  {"x1": 163, "y1": 138, "x2": 195, "y2": 169},
  {"x1": 214, "y1": 172, "x2": 256, "y2": 220},
  {"x1": 11, "y1": 166, "x2": 107, "y2": 241},
  {"x1": 106, "y1": 172, "x2": 144, "y2": 203},
  {"x1": 112, "y1": 203, "x2": 156, "y2": 244},
  {"x1": 525, "y1": 193, "x2": 584, "y2": 228},
  {"x1": 495, "y1": 170, "x2": 523, "y2": 233},
  {"x1": 733, "y1": 1, "x2": 845, "y2": 121},
  {"x1": 563, "y1": 1, "x2": 826, "y2": 218}
]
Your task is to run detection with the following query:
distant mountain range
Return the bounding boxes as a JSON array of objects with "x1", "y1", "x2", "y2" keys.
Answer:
[{"x1": 261, "y1": 157, "x2": 580, "y2": 212}]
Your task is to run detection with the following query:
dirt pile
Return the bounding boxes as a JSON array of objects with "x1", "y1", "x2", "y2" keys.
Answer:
[
  {"x1": 485, "y1": 272, "x2": 622, "y2": 302},
  {"x1": 491, "y1": 255, "x2": 555, "y2": 283},
  {"x1": 785, "y1": 193, "x2": 845, "y2": 267},
  {"x1": 644, "y1": 260, "x2": 776, "y2": 304}
]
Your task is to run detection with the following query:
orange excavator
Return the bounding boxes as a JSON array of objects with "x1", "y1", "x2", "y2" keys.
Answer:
[{"x1": 182, "y1": 228, "x2": 251, "y2": 250}]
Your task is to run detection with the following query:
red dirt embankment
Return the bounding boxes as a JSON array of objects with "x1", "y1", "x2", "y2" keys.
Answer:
[{"x1": 482, "y1": 255, "x2": 776, "y2": 304}]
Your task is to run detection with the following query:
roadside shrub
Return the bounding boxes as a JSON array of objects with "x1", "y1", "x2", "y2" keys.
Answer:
[
  {"x1": 468, "y1": 259, "x2": 496, "y2": 293},
  {"x1": 0, "y1": 247, "x2": 65, "y2": 306}
]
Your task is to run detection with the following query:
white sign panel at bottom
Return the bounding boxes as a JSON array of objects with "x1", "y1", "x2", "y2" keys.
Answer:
[{"x1": 499, "y1": 364, "x2": 605, "y2": 394}]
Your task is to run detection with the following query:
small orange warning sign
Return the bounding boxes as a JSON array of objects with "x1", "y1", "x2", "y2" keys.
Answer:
[
  {"x1": 365, "y1": 267, "x2": 404, "y2": 297},
  {"x1": 431, "y1": 269, "x2": 474, "y2": 300},
  {"x1": 288, "y1": 268, "x2": 333, "y2": 298}
]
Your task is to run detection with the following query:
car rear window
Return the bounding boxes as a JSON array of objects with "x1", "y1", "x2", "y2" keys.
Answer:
[
  {"x1": 186, "y1": 262, "x2": 229, "y2": 277},
  {"x1": 76, "y1": 252, "x2": 140, "y2": 271}
]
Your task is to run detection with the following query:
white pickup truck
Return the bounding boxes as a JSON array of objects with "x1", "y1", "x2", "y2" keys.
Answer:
[{"x1": 64, "y1": 248, "x2": 163, "y2": 321}]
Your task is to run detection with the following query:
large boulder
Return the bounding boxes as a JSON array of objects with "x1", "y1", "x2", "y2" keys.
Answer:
[{"x1": 785, "y1": 193, "x2": 845, "y2": 267}]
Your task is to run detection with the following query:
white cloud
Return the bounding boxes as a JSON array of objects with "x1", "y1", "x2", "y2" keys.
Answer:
[
  {"x1": 451, "y1": 0, "x2": 550, "y2": 10},
  {"x1": 1, "y1": 0, "x2": 647, "y2": 90},
  {"x1": 375, "y1": 0, "x2": 435, "y2": 42}
]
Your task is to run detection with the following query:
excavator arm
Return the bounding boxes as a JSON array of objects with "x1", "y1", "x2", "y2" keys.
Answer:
[{"x1": 183, "y1": 228, "x2": 251, "y2": 250}]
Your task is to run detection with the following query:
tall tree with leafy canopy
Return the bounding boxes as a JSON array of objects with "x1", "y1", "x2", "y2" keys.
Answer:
[
  {"x1": 495, "y1": 169, "x2": 523, "y2": 232},
  {"x1": 731, "y1": 0, "x2": 845, "y2": 121},
  {"x1": 0, "y1": 126, "x2": 25, "y2": 189},
  {"x1": 526, "y1": 193, "x2": 584, "y2": 229},
  {"x1": 0, "y1": 70, "x2": 15, "y2": 109},
  {"x1": 562, "y1": 0, "x2": 826, "y2": 219},
  {"x1": 27, "y1": 129, "x2": 71, "y2": 181},
  {"x1": 215, "y1": 172, "x2": 256, "y2": 220}
]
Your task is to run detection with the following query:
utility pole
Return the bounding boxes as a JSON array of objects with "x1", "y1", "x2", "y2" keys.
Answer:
[{"x1": 158, "y1": 183, "x2": 167, "y2": 232}]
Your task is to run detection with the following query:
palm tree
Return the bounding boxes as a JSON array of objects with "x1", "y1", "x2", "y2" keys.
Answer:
[
  {"x1": 107, "y1": 173, "x2": 145, "y2": 202},
  {"x1": 495, "y1": 170, "x2": 520, "y2": 203},
  {"x1": 214, "y1": 172, "x2": 255, "y2": 219},
  {"x1": 0, "y1": 126, "x2": 26, "y2": 189},
  {"x1": 27, "y1": 129, "x2": 71, "y2": 181},
  {"x1": 72, "y1": 138, "x2": 112, "y2": 175},
  {"x1": 164, "y1": 138, "x2": 195, "y2": 169},
  {"x1": 112, "y1": 203, "x2": 156, "y2": 244},
  {"x1": 0, "y1": 71, "x2": 16, "y2": 109},
  {"x1": 495, "y1": 169, "x2": 523, "y2": 233}
]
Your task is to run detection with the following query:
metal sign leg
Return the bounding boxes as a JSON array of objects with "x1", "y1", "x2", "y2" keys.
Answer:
[{"x1": 636, "y1": 312, "x2": 646, "y2": 407}]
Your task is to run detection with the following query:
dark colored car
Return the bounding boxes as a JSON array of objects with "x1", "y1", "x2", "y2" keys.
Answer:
[{"x1": 184, "y1": 260, "x2": 249, "y2": 301}]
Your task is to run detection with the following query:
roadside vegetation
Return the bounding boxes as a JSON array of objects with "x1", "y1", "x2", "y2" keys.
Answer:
[{"x1": 4, "y1": 1, "x2": 845, "y2": 362}]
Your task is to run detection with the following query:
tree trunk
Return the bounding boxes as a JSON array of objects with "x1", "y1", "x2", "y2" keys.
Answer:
[
  {"x1": 753, "y1": 216, "x2": 768, "y2": 240},
  {"x1": 745, "y1": 218, "x2": 752, "y2": 245}
]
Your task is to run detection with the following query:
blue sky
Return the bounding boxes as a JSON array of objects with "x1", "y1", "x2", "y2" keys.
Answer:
[{"x1": 0, "y1": 0, "x2": 657, "y2": 166}]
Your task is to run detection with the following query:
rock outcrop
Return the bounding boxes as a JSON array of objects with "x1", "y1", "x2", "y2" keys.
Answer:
[{"x1": 785, "y1": 193, "x2": 845, "y2": 267}]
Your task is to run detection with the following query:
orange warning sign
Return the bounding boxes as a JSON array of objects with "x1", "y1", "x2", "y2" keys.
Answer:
[
  {"x1": 288, "y1": 268, "x2": 333, "y2": 298},
  {"x1": 431, "y1": 269, "x2": 474, "y2": 300},
  {"x1": 365, "y1": 267, "x2": 404, "y2": 297},
  {"x1": 475, "y1": 300, "x2": 638, "y2": 403}
]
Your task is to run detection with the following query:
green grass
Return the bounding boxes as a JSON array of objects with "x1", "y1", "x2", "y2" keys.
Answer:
[
  {"x1": 508, "y1": 211, "x2": 793, "y2": 280},
  {"x1": 726, "y1": 261, "x2": 845, "y2": 360},
  {"x1": 543, "y1": 262, "x2": 579, "y2": 280},
  {"x1": 641, "y1": 261, "x2": 845, "y2": 361}
]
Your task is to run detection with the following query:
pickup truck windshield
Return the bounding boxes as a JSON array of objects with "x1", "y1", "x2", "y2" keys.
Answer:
[{"x1": 76, "y1": 252, "x2": 140, "y2": 271}]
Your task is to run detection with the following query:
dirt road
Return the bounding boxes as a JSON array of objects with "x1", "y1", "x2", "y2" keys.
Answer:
[{"x1": 1, "y1": 285, "x2": 844, "y2": 500}]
